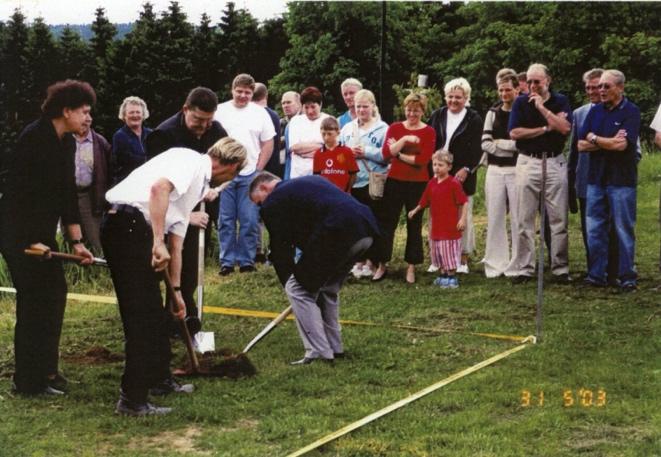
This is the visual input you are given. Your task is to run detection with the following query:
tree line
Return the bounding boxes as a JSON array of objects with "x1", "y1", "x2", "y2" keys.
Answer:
[{"x1": 1, "y1": 1, "x2": 659, "y2": 157}]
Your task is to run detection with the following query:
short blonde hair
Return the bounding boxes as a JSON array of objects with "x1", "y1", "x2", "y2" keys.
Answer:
[
  {"x1": 341, "y1": 78, "x2": 363, "y2": 91},
  {"x1": 207, "y1": 137, "x2": 248, "y2": 171},
  {"x1": 403, "y1": 92, "x2": 428, "y2": 112},
  {"x1": 354, "y1": 89, "x2": 380, "y2": 120},
  {"x1": 432, "y1": 149, "x2": 453, "y2": 165},
  {"x1": 444, "y1": 77, "x2": 472, "y2": 104},
  {"x1": 118, "y1": 96, "x2": 149, "y2": 121}
]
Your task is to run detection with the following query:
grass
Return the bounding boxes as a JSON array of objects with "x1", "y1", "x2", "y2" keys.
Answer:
[{"x1": 0, "y1": 153, "x2": 659, "y2": 457}]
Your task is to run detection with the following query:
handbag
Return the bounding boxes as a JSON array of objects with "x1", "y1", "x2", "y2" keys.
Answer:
[{"x1": 361, "y1": 159, "x2": 386, "y2": 200}]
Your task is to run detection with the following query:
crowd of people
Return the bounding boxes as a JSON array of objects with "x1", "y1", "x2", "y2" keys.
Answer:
[{"x1": 1, "y1": 62, "x2": 658, "y2": 416}]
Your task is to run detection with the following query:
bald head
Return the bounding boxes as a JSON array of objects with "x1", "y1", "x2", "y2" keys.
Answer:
[{"x1": 281, "y1": 91, "x2": 301, "y2": 119}]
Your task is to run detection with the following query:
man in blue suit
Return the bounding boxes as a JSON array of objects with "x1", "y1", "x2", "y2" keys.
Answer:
[{"x1": 249, "y1": 173, "x2": 380, "y2": 365}]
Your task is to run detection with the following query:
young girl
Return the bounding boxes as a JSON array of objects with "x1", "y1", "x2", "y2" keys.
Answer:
[{"x1": 408, "y1": 150, "x2": 468, "y2": 288}]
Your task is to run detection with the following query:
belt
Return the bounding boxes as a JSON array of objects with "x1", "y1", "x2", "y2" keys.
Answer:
[
  {"x1": 520, "y1": 151, "x2": 562, "y2": 159},
  {"x1": 109, "y1": 203, "x2": 142, "y2": 217},
  {"x1": 77, "y1": 185, "x2": 91, "y2": 192}
]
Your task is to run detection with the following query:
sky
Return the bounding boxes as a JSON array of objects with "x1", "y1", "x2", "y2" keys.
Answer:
[{"x1": 0, "y1": 0, "x2": 289, "y2": 24}]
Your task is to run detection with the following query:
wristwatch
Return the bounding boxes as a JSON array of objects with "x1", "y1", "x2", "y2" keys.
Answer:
[
  {"x1": 589, "y1": 133, "x2": 598, "y2": 145},
  {"x1": 67, "y1": 238, "x2": 83, "y2": 246}
]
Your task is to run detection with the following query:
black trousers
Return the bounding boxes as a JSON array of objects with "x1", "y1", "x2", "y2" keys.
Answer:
[
  {"x1": 101, "y1": 210, "x2": 172, "y2": 402},
  {"x1": 381, "y1": 178, "x2": 427, "y2": 265},
  {"x1": 3, "y1": 238, "x2": 66, "y2": 393},
  {"x1": 351, "y1": 185, "x2": 387, "y2": 264}
]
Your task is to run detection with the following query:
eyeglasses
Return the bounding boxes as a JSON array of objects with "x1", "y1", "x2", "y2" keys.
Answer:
[
  {"x1": 527, "y1": 79, "x2": 543, "y2": 85},
  {"x1": 585, "y1": 85, "x2": 599, "y2": 91},
  {"x1": 598, "y1": 83, "x2": 612, "y2": 90}
]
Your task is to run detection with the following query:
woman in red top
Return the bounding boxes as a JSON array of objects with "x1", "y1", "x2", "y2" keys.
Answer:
[{"x1": 377, "y1": 93, "x2": 436, "y2": 283}]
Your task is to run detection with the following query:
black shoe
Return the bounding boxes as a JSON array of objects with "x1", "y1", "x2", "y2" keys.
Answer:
[
  {"x1": 149, "y1": 377, "x2": 194, "y2": 396},
  {"x1": 47, "y1": 373, "x2": 69, "y2": 392},
  {"x1": 582, "y1": 277, "x2": 607, "y2": 288},
  {"x1": 11, "y1": 382, "x2": 65, "y2": 396},
  {"x1": 552, "y1": 273, "x2": 571, "y2": 285},
  {"x1": 511, "y1": 275, "x2": 533, "y2": 284},
  {"x1": 239, "y1": 265, "x2": 256, "y2": 273},
  {"x1": 333, "y1": 352, "x2": 346, "y2": 359},
  {"x1": 115, "y1": 396, "x2": 172, "y2": 417},
  {"x1": 219, "y1": 266, "x2": 234, "y2": 276},
  {"x1": 619, "y1": 282, "x2": 637, "y2": 293},
  {"x1": 254, "y1": 253, "x2": 268, "y2": 264}
]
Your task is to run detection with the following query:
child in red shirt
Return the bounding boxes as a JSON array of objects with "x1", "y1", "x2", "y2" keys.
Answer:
[
  {"x1": 313, "y1": 117, "x2": 358, "y2": 192},
  {"x1": 408, "y1": 150, "x2": 468, "y2": 288}
]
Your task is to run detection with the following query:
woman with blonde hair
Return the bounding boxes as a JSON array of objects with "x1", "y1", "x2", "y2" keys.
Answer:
[
  {"x1": 111, "y1": 96, "x2": 152, "y2": 184},
  {"x1": 340, "y1": 89, "x2": 389, "y2": 279}
]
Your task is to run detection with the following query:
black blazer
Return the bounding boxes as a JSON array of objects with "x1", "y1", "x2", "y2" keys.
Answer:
[
  {"x1": 1, "y1": 117, "x2": 81, "y2": 249},
  {"x1": 428, "y1": 107, "x2": 483, "y2": 196},
  {"x1": 260, "y1": 176, "x2": 380, "y2": 292}
]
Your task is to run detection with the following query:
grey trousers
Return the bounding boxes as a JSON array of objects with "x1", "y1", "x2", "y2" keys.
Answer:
[
  {"x1": 284, "y1": 237, "x2": 372, "y2": 359},
  {"x1": 77, "y1": 191, "x2": 103, "y2": 253}
]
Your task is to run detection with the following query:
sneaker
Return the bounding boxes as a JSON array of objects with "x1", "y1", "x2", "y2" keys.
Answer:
[
  {"x1": 149, "y1": 377, "x2": 194, "y2": 396},
  {"x1": 433, "y1": 276, "x2": 449, "y2": 288},
  {"x1": 511, "y1": 275, "x2": 533, "y2": 284},
  {"x1": 11, "y1": 382, "x2": 65, "y2": 396},
  {"x1": 619, "y1": 282, "x2": 637, "y2": 293},
  {"x1": 239, "y1": 265, "x2": 256, "y2": 273},
  {"x1": 360, "y1": 265, "x2": 374, "y2": 277},
  {"x1": 456, "y1": 264, "x2": 469, "y2": 274},
  {"x1": 427, "y1": 264, "x2": 440, "y2": 273},
  {"x1": 115, "y1": 396, "x2": 172, "y2": 417},
  {"x1": 47, "y1": 373, "x2": 69, "y2": 392},
  {"x1": 351, "y1": 264, "x2": 364, "y2": 279},
  {"x1": 447, "y1": 277, "x2": 459, "y2": 289},
  {"x1": 552, "y1": 273, "x2": 571, "y2": 284}
]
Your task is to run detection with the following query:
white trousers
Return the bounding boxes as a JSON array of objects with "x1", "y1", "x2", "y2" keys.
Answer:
[
  {"x1": 482, "y1": 165, "x2": 519, "y2": 277},
  {"x1": 460, "y1": 196, "x2": 475, "y2": 256}
]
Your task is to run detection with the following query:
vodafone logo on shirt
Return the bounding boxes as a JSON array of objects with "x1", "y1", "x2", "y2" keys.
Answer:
[{"x1": 326, "y1": 158, "x2": 334, "y2": 168}]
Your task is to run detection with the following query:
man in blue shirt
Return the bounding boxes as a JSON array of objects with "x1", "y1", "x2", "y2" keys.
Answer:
[
  {"x1": 578, "y1": 70, "x2": 641, "y2": 291},
  {"x1": 249, "y1": 173, "x2": 379, "y2": 365},
  {"x1": 337, "y1": 78, "x2": 362, "y2": 129},
  {"x1": 508, "y1": 63, "x2": 572, "y2": 284}
]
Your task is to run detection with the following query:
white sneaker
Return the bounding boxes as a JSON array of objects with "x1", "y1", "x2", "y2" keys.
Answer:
[
  {"x1": 456, "y1": 264, "x2": 469, "y2": 274},
  {"x1": 427, "y1": 264, "x2": 439, "y2": 273},
  {"x1": 360, "y1": 265, "x2": 374, "y2": 277},
  {"x1": 351, "y1": 264, "x2": 363, "y2": 279}
]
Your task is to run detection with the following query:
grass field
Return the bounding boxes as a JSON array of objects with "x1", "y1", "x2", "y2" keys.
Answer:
[{"x1": 0, "y1": 154, "x2": 659, "y2": 457}]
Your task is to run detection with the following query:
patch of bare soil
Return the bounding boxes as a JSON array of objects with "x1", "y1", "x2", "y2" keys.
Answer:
[
  {"x1": 126, "y1": 426, "x2": 211, "y2": 455},
  {"x1": 63, "y1": 345, "x2": 123, "y2": 364}
]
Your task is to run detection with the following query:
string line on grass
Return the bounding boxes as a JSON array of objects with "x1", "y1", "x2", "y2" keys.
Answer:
[
  {"x1": 286, "y1": 336, "x2": 536, "y2": 457},
  {"x1": 0, "y1": 288, "x2": 528, "y2": 343}
]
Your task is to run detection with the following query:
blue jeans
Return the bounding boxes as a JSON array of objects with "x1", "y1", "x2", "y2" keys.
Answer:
[
  {"x1": 586, "y1": 184, "x2": 637, "y2": 286},
  {"x1": 218, "y1": 171, "x2": 259, "y2": 268}
]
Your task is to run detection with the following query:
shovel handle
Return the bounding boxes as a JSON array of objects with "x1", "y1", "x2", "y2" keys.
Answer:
[
  {"x1": 24, "y1": 248, "x2": 107, "y2": 266},
  {"x1": 163, "y1": 269, "x2": 200, "y2": 373}
]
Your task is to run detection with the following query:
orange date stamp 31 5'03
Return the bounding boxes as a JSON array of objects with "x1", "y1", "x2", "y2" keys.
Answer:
[{"x1": 520, "y1": 389, "x2": 607, "y2": 407}]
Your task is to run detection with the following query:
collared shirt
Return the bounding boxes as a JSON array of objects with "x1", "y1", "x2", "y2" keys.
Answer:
[
  {"x1": 74, "y1": 129, "x2": 94, "y2": 188},
  {"x1": 651, "y1": 103, "x2": 661, "y2": 132},
  {"x1": 508, "y1": 91, "x2": 572, "y2": 156},
  {"x1": 338, "y1": 110, "x2": 353, "y2": 129},
  {"x1": 105, "y1": 148, "x2": 211, "y2": 237},
  {"x1": 579, "y1": 97, "x2": 640, "y2": 187}
]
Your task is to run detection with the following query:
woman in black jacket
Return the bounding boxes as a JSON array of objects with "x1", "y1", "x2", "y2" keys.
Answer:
[{"x1": 428, "y1": 78, "x2": 483, "y2": 273}]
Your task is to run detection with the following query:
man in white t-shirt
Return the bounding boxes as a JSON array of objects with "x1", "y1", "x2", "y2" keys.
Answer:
[
  {"x1": 214, "y1": 74, "x2": 275, "y2": 275},
  {"x1": 102, "y1": 138, "x2": 247, "y2": 416},
  {"x1": 650, "y1": 103, "x2": 661, "y2": 271}
]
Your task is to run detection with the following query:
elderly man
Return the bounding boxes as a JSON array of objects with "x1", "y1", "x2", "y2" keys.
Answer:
[
  {"x1": 508, "y1": 63, "x2": 572, "y2": 284},
  {"x1": 280, "y1": 91, "x2": 301, "y2": 180},
  {"x1": 103, "y1": 138, "x2": 247, "y2": 415},
  {"x1": 253, "y1": 82, "x2": 282, "y2": 177},
  {"x1": 578, "y1": 70, "x2": 641, "y2": 291},
  {"x1": 214, "y1": 74, "x2": 275, "y2": 275},
  {"x1": 249, "y1": 173, "x2": 379, "y2": 365},
  {"x1": 568, "y1": 68, "x2": 604, "y2": 271},
  {"x1": 146, "y1": 87, "x2": 227, "y2": 327},
  {"x1": 337, "y1": 78, "x2": 363, "y2": 128},
  {"x1": 72, "y1": 118, "x2": 111, "y2": 253}
]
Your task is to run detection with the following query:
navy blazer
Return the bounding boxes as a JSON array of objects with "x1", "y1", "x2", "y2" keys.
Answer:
[{"x1": 260, "y1": 176, "x2": 380, "y2": 292}]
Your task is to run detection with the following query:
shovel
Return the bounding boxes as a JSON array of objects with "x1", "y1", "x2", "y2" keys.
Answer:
[
  {"x1": 193, "y1": 201, "x2": 216, "y2": 353},
  {"x1": 242, "y1": 305, "x2": 293, "y2": 353},
  {"x1": 25, "y1": 247, "x2": 107, "y2": 266}
]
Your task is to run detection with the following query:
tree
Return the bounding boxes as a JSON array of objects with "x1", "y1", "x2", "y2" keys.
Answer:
[
  {"x1": 191, "y1": 13, "x2": 220, "y2": 89},
  {"x1": 216, "y1": 2, "x2": 260, "y2": 93},
  {"x1": 89, "y1": 7, "x2": 116, "y2": 87},
  {"x1": 1, "y1": 9, "x2": 31, "y2": 143},
  {"x1": 57, "y1": 26, "x2": 92, "y2": 81}
]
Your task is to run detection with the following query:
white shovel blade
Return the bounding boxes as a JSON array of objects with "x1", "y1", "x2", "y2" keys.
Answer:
[{"x1": 193, "y1": 331, "x2": 215, "y2": 353}]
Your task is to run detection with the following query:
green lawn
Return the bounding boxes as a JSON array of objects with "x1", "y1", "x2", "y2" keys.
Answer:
[{"x1": 0, "y1": 154, "x2": 659, "y2": 457}]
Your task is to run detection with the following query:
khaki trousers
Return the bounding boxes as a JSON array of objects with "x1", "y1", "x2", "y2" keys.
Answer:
[{"x1": 510, "y1": 154, "x2": 569, "y2": 276}]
